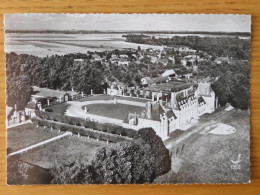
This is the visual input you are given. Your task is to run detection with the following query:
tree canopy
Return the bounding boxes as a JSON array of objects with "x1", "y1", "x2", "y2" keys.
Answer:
[{"x1": 50, "y1": 128, "x2": 171, "y2": 184}]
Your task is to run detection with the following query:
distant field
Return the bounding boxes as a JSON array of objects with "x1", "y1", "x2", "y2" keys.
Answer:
[
  {"x1": 7, "y1": 123, "x2": 59, "y2": 152},
  {"x1": 155, "y1": 110, "x2": 250, "y2": 184},
  {"x1": 5, "y1": 33, "x2": 163, "y2": 57},
  {"x1": 21, "y1": 136, "x2": 107, "y2": 169}
]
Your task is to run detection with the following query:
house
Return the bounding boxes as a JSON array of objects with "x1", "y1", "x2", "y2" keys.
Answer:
[
  {"x1": 119, "y1": 54, "x2": 128, "y2": 59},
  {"x1": 92, "y1": 54, "x2": 102, "y2": 62},
  {"x1": 150, "y1": 56, "x2": 158, "y2": 64},
  {"x1": 111, "y1": 54, "x2": 119, "y2": 60},
  {"x1": 107, "y1": 82, "x2": 125, "y2": 96},
  {"x1": 215, "y1": 57, "x2": 230, "y2": 64},
  {"x1": 162, "y1": 69, "x2": 176, "y2": 77},
  {"x1": 158, "y1": 58, "x2": 168, "y2": 66},
  {"x1": 25, "y1": 101, "x2": 37, "y2": 118},
  {"x1": 118, "y1": 60, "x2": 129, "y2": 66},
  {"x1": 141, "y1": 77, "x2": 153, "y2": 86},
  {"x1": 125, "y1": 81, "x2": 216, "y2": 139},
  {"x1": 74, "y1": 59, "x2": 84, "y2": 62},
  {"x1": 168, "y1": 56, "x2": 175, "y2": 64}
]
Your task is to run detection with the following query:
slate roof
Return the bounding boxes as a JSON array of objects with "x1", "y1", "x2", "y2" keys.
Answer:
[
  {"x1": 198, "y1": 96, "x2": 206, "y2": 104},
  {"x1": 197, "y1": 83, "x2": 212, "y2": 96},
  {"x1": 142, "y1": 102, "x2": 177, "y2": 121}
]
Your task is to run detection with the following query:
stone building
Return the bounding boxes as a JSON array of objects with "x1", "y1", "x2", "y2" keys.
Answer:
[{"x1": 128, "y1": 82, "x2": 216, "y2": 139}]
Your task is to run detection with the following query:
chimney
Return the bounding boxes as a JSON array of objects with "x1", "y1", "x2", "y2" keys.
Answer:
[
  {"x1": 147, "y1": 102, "x2": 152, "y2": 119},
  {"x1": 171, "y1": 92, "x2": 177, "y2": 108}
]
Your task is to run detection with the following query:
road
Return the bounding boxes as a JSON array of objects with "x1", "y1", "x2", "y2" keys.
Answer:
[{"x1": 8, "y1": 131, "x2": 72, "y2": 157}]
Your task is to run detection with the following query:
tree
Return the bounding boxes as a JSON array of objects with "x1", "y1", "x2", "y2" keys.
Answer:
[
  {"x1": 50, "y1": 161, "x2": 95, "y2": 184},
  {"x1": 50, "y1": 128, "x2": 171, "y2": 184},
  {"x1": 134, "y1": 128, "x2": 171, "y2": 176},
  {"x1": 6, "y1": 75, "x2": 32, "y2": 110}
]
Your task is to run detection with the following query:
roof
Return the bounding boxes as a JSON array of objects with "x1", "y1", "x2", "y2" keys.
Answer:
[
  {"x1": 124, "y1": 112, "x2": 138, "y2": 123},
  {"x1": 198, "y1": 96, "x2": 206, "y2": 104},
  {"x1": 162, "y1": 69, "x2": 176, "y2": 77},
  {"x1": 152, "y1": 77, "x2": 168, "y2": 84},
  {"x1": 145, "y1": 81, "x2": 192, "y2": 93},
  {"x1": 164, "y1": 108, "x2": 177, "y2": 119},
  {"x1": 25, "y1": 102, "x2": 36, "y2": 110},
  {"x1": 197, "y1": 82, "x2": 212, "y2": 96},
  {"x1": 6, "y1": 106, "x2": 14, "y2": 119},
  {"x1": 215, "y1": 57, "x2": 229, "y2": 63},
  {"x1": 142, "y1": 102, "x2": 177, "y2": 121},
  {"x1": 141, "y1": 77, "x2": 153, "y2": 82},
  {"x1": 111, "y1": 85, "x2": 119, "y2": 90},
  {"x1": 74, "y1": 59, "x2": 84, "y2": 62},
  {"x1": 174, "y1": 91, "x2": 196, "y2": 110}
]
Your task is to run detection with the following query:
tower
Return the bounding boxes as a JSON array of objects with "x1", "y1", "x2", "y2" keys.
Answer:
[
  {"x1": 146, "y1": 101, "x2": 152, "y2": 119},
  {"x1": 170, "y1": 92, "x2": 177, "y2": 109}
]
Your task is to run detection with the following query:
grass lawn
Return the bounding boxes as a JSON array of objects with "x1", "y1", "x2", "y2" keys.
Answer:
[
  {"x1": 21, "y1": 136, "x2": 107, "y2": 169},
  {"x1": 155, "y1": 110, "x2": 250, "y2": 184},
  {"x1": 76, "y1": 95, "x2": 147, "y2": 103},
  {"x1": 46, "y1": 103, "x2": 69, "y2": 115},
  {"x1": 85, "y1": 103, "x2": 144, "y2": 120},
  {"x1": 48, "y1": 95, "x2": 147, "y2": 117},
  {"x1": 7, "y1": 123, "x2": 59, "y2": 152}
]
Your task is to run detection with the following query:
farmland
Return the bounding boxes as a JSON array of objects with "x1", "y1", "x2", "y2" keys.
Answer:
[{"x1": 5, "y1": 33, "x2": 163, "y2": 57}]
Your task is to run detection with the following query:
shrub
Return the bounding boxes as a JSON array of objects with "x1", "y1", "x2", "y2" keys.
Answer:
[{"x1": 35, "y1": 111, "x2": 136, "y2": 139}]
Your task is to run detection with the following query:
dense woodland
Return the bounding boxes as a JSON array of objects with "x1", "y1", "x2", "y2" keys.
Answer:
[
  {"x1": 5, "y1": 51, "x2": 164, "y2": 110},
  {"x1": 126, "y1": 35, "x2": 251, "y2": 60},
  {"x1": 6, "y1": 35, "x2": 251, "y2": 110}
]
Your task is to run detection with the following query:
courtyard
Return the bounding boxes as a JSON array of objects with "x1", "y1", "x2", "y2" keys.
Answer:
[
  {"x1": 47, "y1": 95, "x2": 146, "y2": 127},
  {"x1": 83, "y1": 103, "x2": 144, "y2": 120}
]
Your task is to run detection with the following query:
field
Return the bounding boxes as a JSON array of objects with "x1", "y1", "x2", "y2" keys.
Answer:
[
  {"x1": 5, "y1": 33, "x2": 163, "y2": 57},
  {"x1": 21, "y1": 135, "x2": 107, "y2": 169},
  {"x1": 7, "y1": 123, "x2": 59, "y2": 152},
  {"x1": 86, "y1": 103, "x2": 144, "y2": 120},
  {"x1": 155, "y1": 110, "x2": 250, "y2": 184}
]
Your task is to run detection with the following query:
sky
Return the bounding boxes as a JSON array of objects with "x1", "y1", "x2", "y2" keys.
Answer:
[{"x1": 4, "y1": 14, "x2": 251, "y2": 32}]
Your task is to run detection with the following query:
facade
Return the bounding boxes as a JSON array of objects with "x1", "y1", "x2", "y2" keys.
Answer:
[
  {"x1": 107, "y1": 81, "x2": 216, "y2": 139},
  {"x1": 129, "y1": 82, "x2": 215, "y2": 139},
  {"x1": 107, "y1": 84, "x2": 123, "y2": 96},
  {"x1": 138, "y1": 82, "x2": 216, "y2": 138}
]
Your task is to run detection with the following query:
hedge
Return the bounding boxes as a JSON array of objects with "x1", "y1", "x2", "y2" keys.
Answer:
[
  {"x1": 33, "y1": 118, "x2": 130, "y2": 143},
  {"x1": 35, "y1": 110, "x2": 137, "y2": 138}
]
